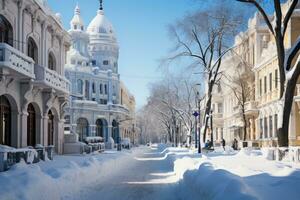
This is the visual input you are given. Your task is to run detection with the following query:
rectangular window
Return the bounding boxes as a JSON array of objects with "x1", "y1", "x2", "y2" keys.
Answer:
[
  {"x1": 269, "y1": 73, "x2": 272, "y2": 92},
  {"x1": 221, "y1": 128, "x2": 224, "y2": 139},
  {"x1": 275, "y1": 69, "x2": 278, "y2": 89},
  {"x1": 259, "y1": 79, "x2": 262, "y2": 96},
  {"x1": 274, "y1": 114, "x2": 278, "y2": 138},
  {"x1": 100, "y1": 84, "x2": 103, "y2": 94},
  {"x1": 218, "y1": 103, "x2": 223, "y2": 113},
  {"x1": 269, "y1": 116, "x2": 273, "y2": 138},
  {"x1": 92, "y1": 83, "x2": 95, "y2": 93},
  {"x1": 264, "y1": 76, "x2": 267, "y2": 94},
  {"x1": 104, "y1": 84, "x2": 108, "y2": 94},
  {"x1": 264, "y1": 117, "x2": 268, "y2": 138},
  {"x1": 260, "y1": 119, "x2": 263, "y2": 139},
  {"x1": 103, "y1": 60, "x2": 109, "y2": 65}
]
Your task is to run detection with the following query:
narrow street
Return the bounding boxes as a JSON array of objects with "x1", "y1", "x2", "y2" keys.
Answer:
[{"x1": 70, "y1": 145, "x2": 185, "y2": 200}]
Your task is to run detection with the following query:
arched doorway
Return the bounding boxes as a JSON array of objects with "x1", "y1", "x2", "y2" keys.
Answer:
[
  {"x1": 27, "y1": 37, "x2": 38, "y2": 64},
  {"x1": 0, "y1": 96, "x2": 11, "y2": 146},
  {"x1": 48, "y1": 110, "x2": 54, "y2": 146},
  {"x1": 96, "y1": 119, "x2": 103, "y2": 138},
  {"x1": 76, "y1": 118, "x2": 89, "y2": 141},
  {"x1": 0, "y1": 15, "x2": 13, "y2": 46},
  {"x1": 112, "y1": 120, "x2": 119, "y2": 144},
  {"x1": 27, "y1": 103, "x2": 36, "y2": 147}
]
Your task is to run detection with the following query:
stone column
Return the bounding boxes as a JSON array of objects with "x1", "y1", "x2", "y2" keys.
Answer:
[
  {"x1": 20, "y1": 111, "x2": 28, "y2": 147},
  {"x1": 21, "y1": 5, "x2": 25, "y2": 52},
  {"x1": 89, "y1": 81, "x2": 93, "y2": 100},
  {"x1": 42, "y1": 114, "x2": 49, "y2": 146},
  {"x1": 36, "y1": 114, "x2": 43, "y2": 145},
  {"x1": 289, "y1": 105, "x2": 296, "y2": 140},
  {"x1": 82, "y1": 80, "x2": 86, "y2": 100},
  {"x1": 17, "y1": 1, "x2": 23, "y2": 51},
  {"x1": 96, "y1": 82, "x2": 100, "y2": 103},
  {"x1": 107, "y1": 70, "x2": 113, "y2": 104},
  {"x1": 57, "y1": 119, "x2": 64, "y2": 154}
]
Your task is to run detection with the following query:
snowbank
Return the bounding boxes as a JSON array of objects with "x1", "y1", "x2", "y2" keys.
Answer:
[
  {"x1": 171, "y1": 147, "x2": 300, "y2": 200},
  {"x1": 0, "y1": 149, "x2": 139, "y2": 200}
]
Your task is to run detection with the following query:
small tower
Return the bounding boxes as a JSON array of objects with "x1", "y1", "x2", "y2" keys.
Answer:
[
  {"x1": 70, "y1": 4, "x2": 85, "y2": 31},
  {"x1": 67, "y1": 4, "x2": 90, "y2": 65}
]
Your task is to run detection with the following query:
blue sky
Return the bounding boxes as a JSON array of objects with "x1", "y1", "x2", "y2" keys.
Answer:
[{"x1": 47, "y1": 0, "x2": 198, "y2": 108}]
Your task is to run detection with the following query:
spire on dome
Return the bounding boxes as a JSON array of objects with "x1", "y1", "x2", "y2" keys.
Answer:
[
  {"x1": 75, "y1": 3, "x2": 80, "y2": 15},
  {"x1": 99, "y1": 0, "x2": 103, "y2": 10}
]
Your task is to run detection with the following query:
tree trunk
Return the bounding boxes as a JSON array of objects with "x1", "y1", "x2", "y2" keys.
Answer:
[
  {"x1": 242, "y1": 113, "x2": 247, "y2": 141},
  {"x1": 202, "y1": 83, "x2": 213, "y2": 143},
  {"x1": 278, "y1": 79, "x2": 297, "y2": 147}
]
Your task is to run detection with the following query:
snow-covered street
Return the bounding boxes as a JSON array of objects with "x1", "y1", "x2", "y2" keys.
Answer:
[{"x1": 1, "y1": 144, "x2": 300, "y2": 200}]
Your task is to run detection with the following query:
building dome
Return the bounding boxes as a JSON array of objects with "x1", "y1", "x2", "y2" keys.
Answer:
[{"x1": 87, "y1": 10, "x2": 117, "y2": 42}]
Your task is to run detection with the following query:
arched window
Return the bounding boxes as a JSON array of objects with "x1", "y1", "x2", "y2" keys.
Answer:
[
  {"x1": 27, "y1": 104, "x2": 36, "y2": 147},
  {"x1": 85, "y1": 80, "x2": 89, "y2": 99},
  {"x1": 48, "y1": 52, "x2": 56, "y2": 71},
  {"x1": 76, "y1": 118, "x2": 89, "y2": 141},
  {"x1": 27, "y1": 37, "x2": 38, "y2": 64},
  {"x1": 48, "y1": 110, "x2": 54, "y2": 146},
  {"x1": 112, "y1": 120, "x2": 119, "y2": 143},
  {"x1": 0, "y1": 15, "x2": 13, "y2": 46},
  {"x1": 96, "y1": 119, "x2": 103, "y2": 138},
  {"x1": 77, "y1": 79, "x2": 83, "y2": 94},
  {"x1": 0, "y1": 96, "x2": 11, "y2": 146}
]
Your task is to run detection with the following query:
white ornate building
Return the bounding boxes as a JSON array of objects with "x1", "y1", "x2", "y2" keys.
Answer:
[
  {"x1": 65, "y1": 2, "x2": 131, "y2": 147},
  {"x1": 0, "y1": 0, "x2": 70, "y2": 154}
]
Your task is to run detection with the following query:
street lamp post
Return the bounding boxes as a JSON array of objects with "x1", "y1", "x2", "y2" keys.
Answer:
[
  {"x1": 193, "y1": 111, "x2": 199, "y2": 149},
  {"x1": 210, "y1": 110, "x2": 214, "y2": 148},
  {"x1": 198, "y1": 98, "x2": 202, "y2": 154}
]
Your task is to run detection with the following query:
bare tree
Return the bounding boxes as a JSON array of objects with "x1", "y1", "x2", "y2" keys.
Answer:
[
  {"x1": 137, "y1": 74, "x2": 199, "y2": 146},
  {"x1": 226, "y1": 65, "x2": 254, "y2": 141},
  {"x1": 237, "y1": 0, "x2": 300, "y2": 147},
  {"x1": 167, "y1": 4, "x2": 242, "y2": 143}
]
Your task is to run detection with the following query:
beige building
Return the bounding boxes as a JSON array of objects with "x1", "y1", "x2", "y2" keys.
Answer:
[
  {"x1": 120, "y1": 82, "x2": 138, "y2": 145},
  {"x1": 208, "y1": 1, "x2": 300, "y2": 148}
]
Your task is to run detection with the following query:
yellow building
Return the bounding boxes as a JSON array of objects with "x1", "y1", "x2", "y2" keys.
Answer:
[
  {"x1": 209, "y1": 1, "x2": 300, "y2": 148},
  {"x1": 119, "y1": 82, "x2": 139, "y2": 145}
]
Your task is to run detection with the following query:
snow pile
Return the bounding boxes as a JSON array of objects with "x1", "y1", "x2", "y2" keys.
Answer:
[
  {"x1": 173, "y1": 157, "x2": 199, "y2": 179},
  {"x1": 0, "y1": 150, "x2": 139, "y2": 200},
  {"x1": 177, "y1": 162, "x2": 255, "y2": 200},
  {"x1": 172, "y1": 147, "x2": 300, "y2": 200},
  {"x1": 236, "y1": 147, "x2": 262, "y2": 157}
]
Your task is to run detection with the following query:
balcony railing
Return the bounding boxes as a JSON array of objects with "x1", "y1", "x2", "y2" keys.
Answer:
[
  {"x1": 0, "y1": 43, "x2": 35, "y2": 79},
  {"x1": 34, "y1": 64, "x2": 70, "y2": 94},
  {"x1": 213, "y1": 113, "x2": 223, "y2": 118},
  {"x1": 71, "y1": 100, "x2": 130, "y2": 115}
]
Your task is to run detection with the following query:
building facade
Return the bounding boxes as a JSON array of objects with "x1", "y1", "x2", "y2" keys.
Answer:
[
  {"x1": 207, "y1": 1, "x2": 300, "y2": 147},
  {"x1": 0, "y1": 0, "x2": 70, "y2": 154},
  {"x1": 65, "y1": 3, "x2": 133, "y2": 147},
  {"x1": 119, "y1": 82, "x2": 139, "y2": 145}
]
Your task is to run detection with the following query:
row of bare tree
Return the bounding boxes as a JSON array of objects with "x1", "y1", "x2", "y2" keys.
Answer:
[{"x1": 136, "y1": 74, "x2": 200, "y2": 145}]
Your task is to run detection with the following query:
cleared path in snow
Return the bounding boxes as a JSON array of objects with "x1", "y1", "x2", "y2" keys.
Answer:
[{"x1": 70, "y1": 145, "x2": 187, "y2": 200}]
